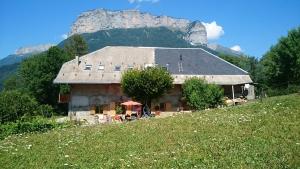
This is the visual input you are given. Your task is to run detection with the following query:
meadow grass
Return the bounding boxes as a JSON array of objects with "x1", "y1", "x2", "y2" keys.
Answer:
[{"x1": 0, "y1": 94, "x2": 299, "y2": 168}]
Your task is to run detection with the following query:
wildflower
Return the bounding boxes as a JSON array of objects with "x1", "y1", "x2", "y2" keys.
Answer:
[
  {"x1": 27, "y1": 145, "x2": 32, "y2": 149},
  {"x1": 64, "y1": 163, "x2": 68, "y2": 166},
  {"x1": 65, "y1": 155, "x2": 69, "y2": 158},
  {"x1": 193, "y1": 130, "x2": 197, "y2": 133}
]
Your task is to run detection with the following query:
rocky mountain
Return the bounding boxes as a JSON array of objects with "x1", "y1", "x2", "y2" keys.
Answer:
[
  {"x1": 0, "y1": 44, "x2": 54, "y2": 67},
  {"x1": 69, "y1": 9, "x2": 207, "y2": 45}
]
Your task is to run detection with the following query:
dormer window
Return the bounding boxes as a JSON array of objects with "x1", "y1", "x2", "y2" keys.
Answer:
[
  {"x1": 98, "y1": 64, "x2": 105, "y2": 70},
  {"x1": 85, "y1": 64, "x2": 92, "y2": 70},
  {"x1": 128, "y1": 65, "x2": 134, "y2": 70},
  {"x1": 115, "y1": 65, "x2": 121, "y2": 71}
]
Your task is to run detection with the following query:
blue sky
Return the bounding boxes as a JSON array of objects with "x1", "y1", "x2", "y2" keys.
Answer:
[{"x1": 0, "y1": 0, "x2": 299, "y2": 59}]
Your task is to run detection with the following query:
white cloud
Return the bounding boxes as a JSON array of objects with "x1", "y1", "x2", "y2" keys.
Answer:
[
  {"x1": 128, "y1": 0, "x2": 159, "y2": 3},
  {"x1": 201, "y1": 21, "x2": 224, "y2": 40},
  {"x1": 61, "y1": 34, "x2": 68, "y2": 39},
  {"x1": 230, "y1": 45, "x2": 242, "y2": 52}
]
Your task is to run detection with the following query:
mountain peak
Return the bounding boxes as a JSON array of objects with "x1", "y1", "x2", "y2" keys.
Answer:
[
  {"x1": 15, "y1": 44, "x2": 55, "y2": 55},
  {"x1": 70, "y1": 9, "x2": 207, "y2": 45}
]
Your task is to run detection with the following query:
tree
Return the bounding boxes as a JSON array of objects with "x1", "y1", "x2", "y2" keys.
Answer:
[
  {"x1": 0, "y1": 90, "x2": 38, "y2": 123},
  {"x1": 19, "y1": 46, "x2": 70, "y2": 110},
  {"x1": 121, "y1": 67, "x2": 173, "y2": 105},
  {"x1": 64, "y1": 34, "x2": 88, "y2": 57},
  {"x1": 182, "y1": 77, "x2": 223, "y2": 111},
  {"x1": 3, "y1": 74, "x2": 24, "y2": 91},
  {"x1": 260, "y1": 27, "x2": 300, "y2": 88},
  {"x1": 219, "y1": 54, "x2": 259, "y2": 82}
]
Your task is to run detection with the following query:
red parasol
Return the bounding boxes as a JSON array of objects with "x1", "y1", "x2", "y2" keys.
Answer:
[{"x1": 121, "y1": 100, "x2": 142, "y2": 106}]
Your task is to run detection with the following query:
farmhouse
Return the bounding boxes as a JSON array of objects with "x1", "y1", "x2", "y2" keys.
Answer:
[{"x1": 54, "y1": 46, "x2": 254, "y2": 118}]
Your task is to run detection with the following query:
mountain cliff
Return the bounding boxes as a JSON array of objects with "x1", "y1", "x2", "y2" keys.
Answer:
[{"x1": 69, "y1": 9, "x2": 207, "y2": 45}]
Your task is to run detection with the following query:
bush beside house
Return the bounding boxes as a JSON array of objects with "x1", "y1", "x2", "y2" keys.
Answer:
[{"x1": 182, "y1": 77, "x2": 224, "y2": 111}]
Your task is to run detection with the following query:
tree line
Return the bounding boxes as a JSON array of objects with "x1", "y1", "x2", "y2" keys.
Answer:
[
  {"x1": 1, "y1": 34, "x2": 88, "y2": 124},
  {"x1": 219, "y1": 27, "x2": 300, "y2": 96}
]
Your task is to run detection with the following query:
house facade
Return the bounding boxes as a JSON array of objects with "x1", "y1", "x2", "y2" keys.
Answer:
[{"x1": 54, "y1": 46, "x2": 254, "y2": 119}]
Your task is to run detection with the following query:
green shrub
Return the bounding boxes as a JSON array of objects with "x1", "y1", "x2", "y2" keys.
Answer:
[
  {"x1": 0, "y1": 90, "x2": 39, "y2": 124},
  {"x1": 266, "y1": 85, "x2": 300, "y2": 96},
  {"x1": 0, "y1": 116, "x2": 58, "y2": 139},
  {"x1": 182, "y1": 77, "x2": 224, "y2": 110},
  {"x1": 115, "y1": 105, "x2": 123, "y2": 114},
  {"x1": 206, "y1": 84, "x2": 224, "y2": 107},
  {"x1": 0, "y1": 90, "x2": 56, "y2": 123},
  {"x1": 37, "y1": 104, "x2": 54, "y2": 118}
]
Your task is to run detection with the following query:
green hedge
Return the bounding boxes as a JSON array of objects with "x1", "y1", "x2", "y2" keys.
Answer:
[
  {"x1": 182, "y1": 77, "x2": 224, "y2": 111},
  {"x1": 0, "y1": 116, "x2": 67, "y2": 139},
  {"x1": 266, "y1": 85, "x2": 300, "y2": 97}
]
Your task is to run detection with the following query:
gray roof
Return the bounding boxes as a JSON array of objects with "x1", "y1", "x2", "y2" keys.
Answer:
[
  {"x1": 155, "y1": 48, "x2": 248, "y2": 75},
  {"x1": 54, "y1": 46, "x2": 252, "y2": 85}
]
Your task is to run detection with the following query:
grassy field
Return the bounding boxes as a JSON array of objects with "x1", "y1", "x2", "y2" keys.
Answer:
[{"x1": 0, "y1": 94, "x2": 299, "y2": 168}]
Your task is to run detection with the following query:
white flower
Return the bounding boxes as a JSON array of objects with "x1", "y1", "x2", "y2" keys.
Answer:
[
  {"x1": 65, "y1": 155, "x2": 69, "y2": 158},
  {"x1": 27, "y1": 145, "x2": 32, "y2": 149}
]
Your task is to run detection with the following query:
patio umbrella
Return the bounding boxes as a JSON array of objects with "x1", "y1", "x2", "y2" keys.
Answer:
[
  {"x1": 121, "y1": 101, "x2": 142, "y2": 118},
  {"x1": 121, "y1": 101, "x2": 142, "y2": 106}
]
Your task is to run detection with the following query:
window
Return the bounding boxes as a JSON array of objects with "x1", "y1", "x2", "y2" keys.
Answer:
[
  {"x1": 115, "y1": 65, "x2": 121, "y2": 71},
  {"x1": 84, "y1": 64, "x2": 92, "y2": 70},
  {"x1": 128, "y1": 65, "x2": 134, "y2": 70},
  {"x1": 98, "y1": 64, "x2": 105, "y2": 70}
]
